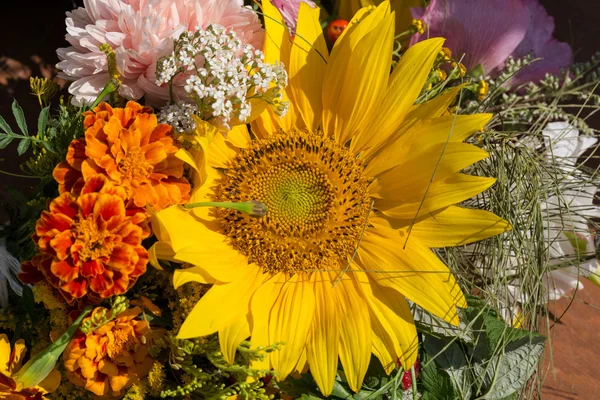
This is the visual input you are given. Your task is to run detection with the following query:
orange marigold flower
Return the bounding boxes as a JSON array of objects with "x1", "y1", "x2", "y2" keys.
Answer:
[
  {"x1": 53, "y1": 101, "x2": 191, "y2": 210},
  {"x1": 20, "y1": 175, "x2": 149, "y2": 304},
  {"x1": 0, "y1": 334, "x2": 61, "y2": 399},
  {"x1": 63, "y1": 306, "x2": 153, "y2": 397}
]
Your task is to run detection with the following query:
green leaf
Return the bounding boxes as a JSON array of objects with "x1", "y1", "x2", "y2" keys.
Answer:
[
  {"x1": 473, "y1": 336, "x2": 546, "y2": 399},
  {"x1": 14, "y1": 306, "x2": 92, "y2": 389},
  {"x1": 11, "y1": 99, "x2": 28, "y2": 135},
  {"x1": 422, "y1": 335, "x2": 472, "y2": 399},
  {"x1": 420, "y1": 354, "x2": 458, "y2": 400},
  {"x1": 0, "y1": 136, "x2": 13, "y2": 149},
  {"x1": 17, "y1": 138, "x2": 31, "y2": 156},
  {"x1": 0, "y1": 115, "x2": 13, "y2": 134},
  {"x1": 412, "y1": 302, "x2": 473, "y2": 342},
  {"x1": 483, "y1": 314, "x2": 539, "y2": 353},
  {"x1": 41, "y1": 141, "x2": 55, "y2": 153},
  {"x1": 276, "y1": 373, "x2": 323, "y2": 398},
  {"x1": 37, "y1": 106, "x2": 50, "y2": 138}
]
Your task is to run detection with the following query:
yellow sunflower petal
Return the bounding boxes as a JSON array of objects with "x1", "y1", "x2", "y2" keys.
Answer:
[
  {"x1": 364, "y1": 113, "x2": 492, "y2": 177},
  {"x1": 336, "y1": 274, "x2": 371, "y2": 392},
  {"x1": 270, "y1": 274, "x2": 315, "y2": 380},
  {"x1": 0, "y1": 334, "x2": 11, "y2": 373},
  {"x1": 352, "y1": 38, "x2": 445, "y2": 152},
  {"x1": 370, "y1": 284, "x2": 418, "y2": 369},
  {"x1": 174, "y1": 244, "x2": 248, "y2": 282},
  {"x1": 289, "y1": 3, "x2": 328, "y2": 130},
  {"x1": 173, "y1": 265, "x2": 215, "y2": 287},
  {"x1": 403, "y1": 206, "x2": 511, "y2": 247},
  {"x1": 405, "y1": 85, "x2": 466, "y2": 122},
  {"x1": 379, "y1": 174, "x2": 497, "y2": 219},
  {"x1": 207, "y1": 133, "x2": 239, "y2": 169},
  {"x1": 177, "y1": 265, "x2": 264, "y2": 338},
  {"x1": 322, "y1": 5, "x2": 394, "y2": 144},
  {"x1": 357, "y1": 226, "x2": 466, "y2": 325},
  {"x1": 355, "y1": 273, "x2": 418, "y2": 370},
  {"x1": 153, "y1": 206, "x2": 226, "y2": 253},
  {"x1": 148, "y1": 241, "x2": 176, "y2": 270},
  {"x1": 262, "y1": 0, "x2": 292, "y2": 65},
  {"x1": 370, "y1": 313, "x2": 398, "y2": 374},
  {"x1": 369, "y1": 143, "x2": 490, "y2": 201},
  {"x1": 249, "y1": 273, "x2": 287, "y2": 370},
  {"x1": 227, "y1": 124, "x2": 252, "y2": 148},
  {"x1": 408, "y1": 113, "x2": 493, "y2": 154},
  {"x1": 333, "y1": 2, "x2": 391, "y2": 52},
  {"x1": 294, "y1": 349, "x2": 308, "y2": 375},
  {"x1": 259, "y1": 0, "x2": 298, "y2": 131},
  {"x1": 306, "y1": 272, "x2": 340, "y2": 396},
  {"x1": 219, "y1": 316, "x2": 251, "y2": 365}
]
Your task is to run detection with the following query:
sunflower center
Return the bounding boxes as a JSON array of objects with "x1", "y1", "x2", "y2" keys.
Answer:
[
  {"x1": 213, "y1": 130, "x2": 372, "y2": 274},
  {"x1": 259, "y1": 163, "x2": 334, "y2": 232},
  {"x1": 73, "y1": 217, "x2": 113, "y2": 261}
]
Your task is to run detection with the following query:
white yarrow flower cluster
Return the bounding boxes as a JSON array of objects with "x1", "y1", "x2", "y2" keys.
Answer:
[
  {"x1": 158, "y1": 103, "x2": 199, "y2": 134},
  {"x1": 156, "y1": 24, "x2": 288, "y2": 132}
]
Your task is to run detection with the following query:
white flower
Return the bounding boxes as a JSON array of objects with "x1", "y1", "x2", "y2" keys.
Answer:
[
  {"x1": 0, "y1": 238, "x2": 24, "y2": 308},
  {"x1": 541, "y1": 122, "x2": 600, "y2": 300},
  {"x1": 474, "y1": 122, "x2": 599, "y2": 324},
  {"x1": 156, "y1": 25, "x2": 288, "y2": 131}
]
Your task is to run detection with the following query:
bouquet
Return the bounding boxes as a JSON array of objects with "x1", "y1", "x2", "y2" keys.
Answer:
[{"x1": 0, "y1": 0, "x2": 598, "y2": 399}]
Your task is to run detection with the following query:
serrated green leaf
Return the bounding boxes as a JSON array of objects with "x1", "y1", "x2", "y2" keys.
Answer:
[
  {"x1": 483, "y1": 314, "x2": 540, "y2": 353},
  {"x1": 277, "y1": 373, "x2": 322, "y2": 398},
  {"x1": 330, "y1": 377, "x2": 355, "y2": 399},
  {"x1": 12, "y1": 99, "x2": 28, "y2": 135},
  {"x1": 0, "y1": 115, "x2": 13, "y2": 134},
  {"x1": 420, "y1": 354, "x2": 458, "y2": 400},
  {"x1": 299, "y1": 395, "x2": 326, "y2": 400},
  {"x1": 412, "y1": 302, "x2": 473, "y2": 342},
  {"x1": 473, "y1": 336, "x2": 545, "y2": 399},
  {"x1": 423, "y1": 335, "x2": 472, "y2": 399},
  {"x1": 17, "y1": 138, "x2": 31, "y2": 155},
  {"x1": 38, "y1": 106, "x2": 50, "y2": 138},
  {"x1": 0, "y1": 136, "x2": 13, "y2": 149}
]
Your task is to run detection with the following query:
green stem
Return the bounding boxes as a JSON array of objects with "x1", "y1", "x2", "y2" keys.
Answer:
[
  {"x1": 90, "y1": 79, "x2": 119, "y2": 109},
  {"x1": 184, "y1": 200, "x2": 267, "y2": 218},
  {"x1": 410, "y1": 365, "x2": 418, "y2": 400},
  {"x1": 0, "y1": 169, "x2": 40, "y2": 178}
]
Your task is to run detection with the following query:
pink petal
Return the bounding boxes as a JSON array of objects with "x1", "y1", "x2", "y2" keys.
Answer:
[
  {"x1": 507, "y1": 0, "x2": 572, "y2": 86},
  {"x1": 411, "y1": 0, "x2": 529, "y2": 73}
]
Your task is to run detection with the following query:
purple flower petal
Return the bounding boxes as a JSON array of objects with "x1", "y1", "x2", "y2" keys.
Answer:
[
  {"x1": 508, "y1": 0, "x2": 572, "y2": 86},
  {"x1": 411, "y1": 0, "x2": 530, "y2": 73}
]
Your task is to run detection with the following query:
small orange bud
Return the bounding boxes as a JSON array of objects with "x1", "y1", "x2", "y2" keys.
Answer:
[{"x1": 327, "y1": 19, "x2": 348, "y2": 44}]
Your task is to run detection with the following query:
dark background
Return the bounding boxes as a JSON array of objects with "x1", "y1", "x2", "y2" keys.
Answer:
[{"x1": 1, "y1": 1, "x2": 599, "y2": 398}]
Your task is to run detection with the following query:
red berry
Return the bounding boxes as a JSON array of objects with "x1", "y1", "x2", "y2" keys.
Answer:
[
  {"x1": 326, "y1": 19, "x2": 348, "y2": 44},
  {"x1": 402, "y1": 370, "x2": 412, "y2": 391},
  {"x1": 399, "y1": 359, "x2": 421, "y2": 391}
]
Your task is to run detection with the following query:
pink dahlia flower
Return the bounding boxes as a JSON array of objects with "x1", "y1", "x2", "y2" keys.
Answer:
[
  {"x1": 271, "y1": 0, "x2": 316, "y2": 29},
  {"x1": 411, "y1": 0, "x2": 572, "y2": 87},
  {"x1": 57, "y1": 0, "x2": 264, "y2": 106}
]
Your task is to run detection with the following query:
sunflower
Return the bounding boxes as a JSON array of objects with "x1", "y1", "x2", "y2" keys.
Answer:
[{"x1": 151, "y1": 1, "x2": 510, "y2": 395}]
